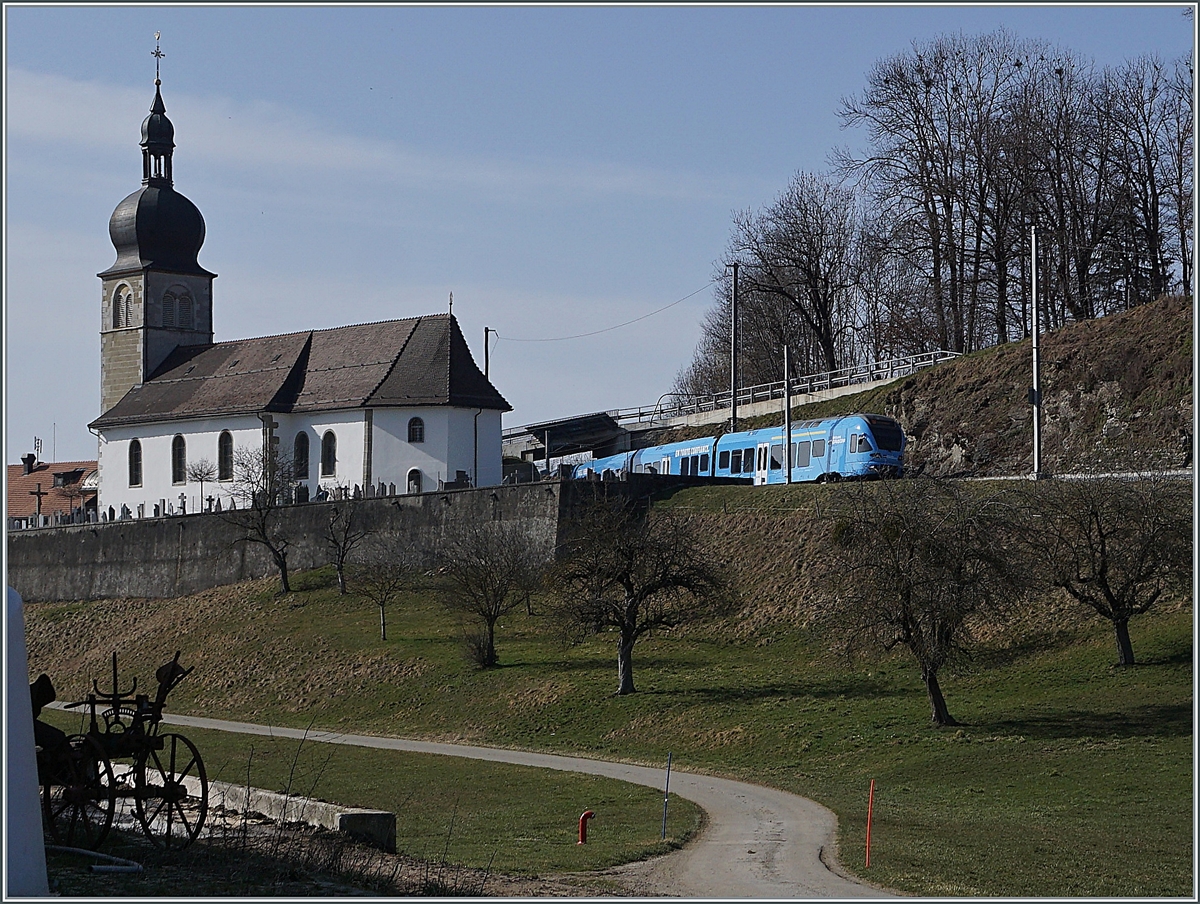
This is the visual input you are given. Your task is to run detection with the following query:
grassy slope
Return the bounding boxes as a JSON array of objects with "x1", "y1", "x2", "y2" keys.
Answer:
[{"x1": 27, "y1": 489, "x2": 1193, "y2": 896}]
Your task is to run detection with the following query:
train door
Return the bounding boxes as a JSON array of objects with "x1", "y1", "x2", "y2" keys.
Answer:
[
  {"x1": 754, "y1": 442, "x2": 771, "y2": 485},
  {"x1": 661, "y1": 456, "x2": 672, "y2": 476}
]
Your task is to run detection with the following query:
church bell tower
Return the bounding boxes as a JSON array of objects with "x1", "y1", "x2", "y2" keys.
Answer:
[{"x1": 97, "y1": 45, "x2": 215, "y2": 415}]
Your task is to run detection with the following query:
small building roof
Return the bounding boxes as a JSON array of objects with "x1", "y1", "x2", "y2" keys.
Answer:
[
  {"x1": 517, "y1": 411, "x2": 624, "y2": 456},
  {"x1": 7, "y1": 460, "x2": 98, "y2": 519},
  {"x1": 90, "y1": 314, "x2": 510, "y2": 429}
]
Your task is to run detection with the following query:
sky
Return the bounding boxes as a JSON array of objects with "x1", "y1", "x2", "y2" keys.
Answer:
[{"x1": 4, "y1": 3, "x2": 1193, "y2": 464}]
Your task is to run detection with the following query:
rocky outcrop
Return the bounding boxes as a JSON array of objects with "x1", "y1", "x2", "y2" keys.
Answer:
[{"x1": 883, "y1": 295, "x2": 1192, "y2": 477}]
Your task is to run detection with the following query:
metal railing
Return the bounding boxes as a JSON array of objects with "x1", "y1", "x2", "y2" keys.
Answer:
[{"x1": 503, "y1": 349, "x2": 961, "y2": 441}]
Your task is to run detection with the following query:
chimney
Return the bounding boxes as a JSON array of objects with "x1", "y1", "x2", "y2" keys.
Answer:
[{"x1": 21, "y1": 453, "x2": 36, "y2": 476}]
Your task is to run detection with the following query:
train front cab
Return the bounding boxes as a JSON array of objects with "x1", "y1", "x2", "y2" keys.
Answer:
[{"x1": 825, "y1": 414, "x2": 905, "y2": 479}]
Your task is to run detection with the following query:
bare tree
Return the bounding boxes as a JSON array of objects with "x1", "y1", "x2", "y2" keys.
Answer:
[
  {"x1": 1163, "y1": 53, "x2": 1193, "y2": 293},
  {"x1": 187, "y1": 458, "x2": 218, "y2": 510},
  {"x1": 436, "y1": 519, "x2": 547, "y2": 668},
  {"x1": 813, "y1": 480, "x2": 1024, "y2": 726},
  {"x1": 549, "y1": 496, "x2": 731, "y2": 695},
  {"x1": 51, "y1": 479, "x2": 85, "y2": 516},
  {"x1": 1016, "y1": 475, "x2": 1191, "y2": 666},
  {"x1": 325, "y1": 501, "x2": 370, "y2": 595},
  {"x1": 223, "y1": 445, "x2": 296, "y2": 594},
  {"x1": 351, "y1": 540, "x2": 426, "y2": 641}
]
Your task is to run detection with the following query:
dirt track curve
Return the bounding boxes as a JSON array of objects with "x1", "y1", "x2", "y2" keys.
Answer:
[{"x1": 162, "y1": 713, "x2": 893, "y2": 898}]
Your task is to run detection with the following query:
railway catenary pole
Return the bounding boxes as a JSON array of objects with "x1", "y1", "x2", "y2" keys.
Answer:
[
  {"x1": 484, "y1": 327, "x2": 492, "y2": 379},
  {"x1": 1030, "y1": 224, "x2": 1043, "y2": 480},
  {"x1": 728, "y1": 261, "x2": 739, "y2": 433},
  {"x1": 783, "y1": 344, "x2": 792, "y2": 484}
]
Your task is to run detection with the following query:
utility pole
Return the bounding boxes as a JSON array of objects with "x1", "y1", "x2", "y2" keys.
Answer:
[
  {"x1": 1030, "y1": 223, "x2": 1042, "y2": 480},
  {"x1": 783, "y1": 345, "x2": 792, "y2": 484},
  {"x1": 728, "y1": 262, "x2": 739, "y2": 433},
  {"x1": 483, "y1": 327, "x2": 493, "y2": 379}
]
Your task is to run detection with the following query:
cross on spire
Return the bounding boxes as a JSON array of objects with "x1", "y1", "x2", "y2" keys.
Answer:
[{"x1": 152, "y1": 31, "x2": 165, "y2": 84}]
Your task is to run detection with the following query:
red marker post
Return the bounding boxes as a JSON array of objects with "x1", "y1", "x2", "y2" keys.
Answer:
[
  {"x1": 577, "y1": 810, "x2": 596, "y2": 844},
  {"x1": 865, "y1": 779, "x2": 876, "y2": 868}
]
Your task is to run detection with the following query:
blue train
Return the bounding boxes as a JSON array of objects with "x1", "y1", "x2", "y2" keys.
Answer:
[{"x1": 573, "y1": 413, "x2": 905, "y2": 485}]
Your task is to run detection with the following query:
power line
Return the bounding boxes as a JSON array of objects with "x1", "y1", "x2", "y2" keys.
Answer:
[{"x1": 493, "y1": 281, "x2": 716, "y2": 343}]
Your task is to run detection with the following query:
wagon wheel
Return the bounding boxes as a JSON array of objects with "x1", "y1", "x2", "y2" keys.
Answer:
[
  {"x1": 133, "y1": 732, "x2": 208, "y2": 849},
  {"x1": 42, "y1": 734, "x2": 116, "y2": 850}
]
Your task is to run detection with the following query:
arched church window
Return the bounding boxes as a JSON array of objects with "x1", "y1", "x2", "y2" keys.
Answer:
[
  {"x1": 408, "y1": 417, "x2": 425, "y2": 443},
  {"x1": 320, "y1": 431, "x2": 336, "y2": 477},
  {"x1": 179, "y1": 293, "x2": 193, "y2": 329},
  {"x1": 294, "y1": 432, "x2": 310, "y2": 480},
  {"x1": 113, "y1": 286, "x2": 130, "y2": 328},
  {"x1": 129, "y1": 439, "x2": 142, "y2": 487},
  {"x1": 172, "y1": 435, "x2": 187, "y2": 485},
  {"x1": 163, "y1": 292, "x2": 176, "y2": 327},
  {"x1": 407, "y1": 469, "x2": 422, "y2": 495},
  {"x1": 218, "y1": 431, "x2": 233, "y2": 481},
  {"x1": 124, "y1": 292, "x2": 133, "y2": 328}
]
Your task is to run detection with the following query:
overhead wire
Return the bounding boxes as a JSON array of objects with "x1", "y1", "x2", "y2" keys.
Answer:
[{"x1": 490, "y1": 281, "x2": 716, "y2": 344}]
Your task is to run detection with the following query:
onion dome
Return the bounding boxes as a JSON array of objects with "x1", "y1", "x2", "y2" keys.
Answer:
[{"x1": 98, "y1": 81, "x2": 214, "y2": 278}]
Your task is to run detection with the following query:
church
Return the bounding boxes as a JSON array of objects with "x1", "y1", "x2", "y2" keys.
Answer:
[{"x1": 89, "y1": 76, "x2": 510, "y2": 518}]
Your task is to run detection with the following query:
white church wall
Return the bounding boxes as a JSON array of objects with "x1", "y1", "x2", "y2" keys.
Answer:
[
  {"x1": 279, "y1": 411, "x2": 366, "y2": 497},
  {"x1": 97, "y1": 415, "x2": 262, "y2": 517},
  {"x1": 371, "y1": 408, "x2": 453, "y2": 493},
  {"x1": 444, "y1": 408, "x2": 503, "y2": 488},
  {"x1": 98, "y1": 406, "x2": 502, "y2": 516}
]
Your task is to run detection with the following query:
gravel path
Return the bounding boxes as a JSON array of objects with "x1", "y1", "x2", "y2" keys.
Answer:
[{"x1": 162, "y1": 713, "x2": 893, "y2": 899}]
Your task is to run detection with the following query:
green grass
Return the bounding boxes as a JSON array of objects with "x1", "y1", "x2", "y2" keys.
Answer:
[
  {"x1": 39, "y1": 710, "x2": 699, "y2": 876},
  {"x1": 27, "y1": 487, "x2": 1193, "y2": 896}
]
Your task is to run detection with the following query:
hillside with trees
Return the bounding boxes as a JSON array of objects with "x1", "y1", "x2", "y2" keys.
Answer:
[{"x1": 675, "y1": 28, "x2": 1192, "y2": 398}]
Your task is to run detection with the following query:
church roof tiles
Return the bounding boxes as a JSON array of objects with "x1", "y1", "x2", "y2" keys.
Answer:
[{"x1": 90, "y1": 314, "x2": 509, "y2": 429}]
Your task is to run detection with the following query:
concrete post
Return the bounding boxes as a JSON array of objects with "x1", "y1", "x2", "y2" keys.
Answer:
[{"x1": 6, "y1": 587, "x2": 50, "y2": 895}]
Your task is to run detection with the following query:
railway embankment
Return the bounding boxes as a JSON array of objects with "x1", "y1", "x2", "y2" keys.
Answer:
[{"x1": 649, "y1": 293, "x2": 1193, "y2": 477}]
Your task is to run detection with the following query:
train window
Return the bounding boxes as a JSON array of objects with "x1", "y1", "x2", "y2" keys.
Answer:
[
  {"x1": 719, "y1": 450, "x2": 730, "y2": 470},
  {"x1": 745, "y1": 448, "x2": 755, "y2": 470},
  {"x1": 848, "y1": 433, "x2": 858, "y2": 452},
  {"x1": 812, "y1": 439, "x2": 826, "y2": 458},
  {"x1": 865, "y1": 417, "x2": 905, "y2": 451},
  {"x1": 700, "y1": 453, "x2": 709, "y2": 472},
  {"x1": 795, "y1": 441, "x2": 811, "y2": 468},
  {"x1": 770, "y1": 444, "x2": 783, "y2": 469},
  {"x1": 858, "y1": 435, "x2": 872, "y2": 453},
  {"x1": 681, "y1": 456, "x2": 691, "y2": 476},
  {"x1": 730, "y1": 449, "x2": 742, "y2": 473}
]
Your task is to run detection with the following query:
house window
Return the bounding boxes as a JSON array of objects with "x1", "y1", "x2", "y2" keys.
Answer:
[
  {"x1": 408, "y1": 417, "x2": 425, "y2": 443},
  {"x1": 218, "y1": 431, "x2": 233, "y2": 480},
  {"x1": 294, "y1": 432, "x2": 310, "y2": 480},
  {"x1": 407, "y1": 468, "x2": 422, "y2": 495},
  {"x1": 172, "y1": 435, "x2": 187, "y2": 485},
  {"x1": 321, "y1": 431, "x2": 336, "y2": 477},
  {"x1": 129, "y1": 439, "x2": 142, "y2": 487}
]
